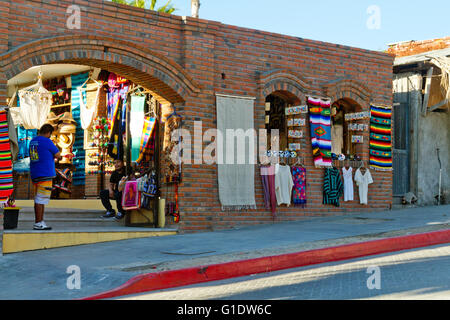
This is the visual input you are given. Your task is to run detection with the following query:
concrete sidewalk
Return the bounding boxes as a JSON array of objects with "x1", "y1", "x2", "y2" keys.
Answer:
[{"x1": 0, "y1": 205, "x2": 449, "y2": 300}]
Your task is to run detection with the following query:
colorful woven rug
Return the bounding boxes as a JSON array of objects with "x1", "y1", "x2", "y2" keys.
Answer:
[
  {"x1": 0, "y1": 110, "x2": 14, "y2": 204},
  {"x1": 369, "y1": 105, "x2": 393, "y2": 171},
  {"x1": 308, "y1": 97, "x2": 332, "y2": 167}
]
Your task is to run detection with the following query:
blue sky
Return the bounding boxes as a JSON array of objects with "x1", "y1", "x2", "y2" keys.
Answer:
[{"x1": 152, "y1": 0, "x2": 449, "y2": 52}]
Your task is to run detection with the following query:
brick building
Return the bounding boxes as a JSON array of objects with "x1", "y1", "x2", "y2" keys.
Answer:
[{"x1": 0, "y1": 0, "x2": 395, "y2": 233}]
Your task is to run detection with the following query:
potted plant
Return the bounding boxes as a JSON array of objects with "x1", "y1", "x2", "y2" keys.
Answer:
[{"x1": 3, "y1": 199, "x2": 21, "y2": 230}]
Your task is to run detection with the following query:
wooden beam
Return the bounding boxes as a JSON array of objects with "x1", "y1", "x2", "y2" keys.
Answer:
[
  {"x1": 422, "y1": 67, "x2": 433, "y2": 115},
  {"x1": 428, "y1": 99, "x2": 449, "y2": 112}
]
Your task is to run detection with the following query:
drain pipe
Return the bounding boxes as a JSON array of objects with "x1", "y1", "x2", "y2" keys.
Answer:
[{"x1": 437, "y1": 148, "x2": 442, "y2": 205}]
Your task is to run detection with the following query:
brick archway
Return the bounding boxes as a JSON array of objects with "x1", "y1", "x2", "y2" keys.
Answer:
[
  {"x1": 323, "y1": 79, "x2": 372, "y2": 108},
  {"x1": 259, "y1": 69, "x2": 312, "y2": 104},
  {"x1": 0, "y1": 35, "x2": 202, "y2": 104}
]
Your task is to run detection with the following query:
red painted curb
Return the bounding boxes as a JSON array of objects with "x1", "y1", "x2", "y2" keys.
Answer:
[{"x1": 81, "y1": 229, "x2": 450, "y2": 300}]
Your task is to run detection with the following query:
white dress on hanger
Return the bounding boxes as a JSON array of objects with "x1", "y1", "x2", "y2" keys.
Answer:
[
  {"x1": 354, "y1": 168, "x2": 373, "y2": 205},
  {"x1": 342, "y1": 166, "x2": 354, "y2": 202},
  {"x1": 275, "y1": 164, "x2": 294, "y2": 206}
]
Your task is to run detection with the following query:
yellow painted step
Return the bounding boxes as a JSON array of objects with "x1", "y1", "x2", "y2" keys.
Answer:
[{"x1": 2, "y1": 228, "x2": 177, "y2": 254}]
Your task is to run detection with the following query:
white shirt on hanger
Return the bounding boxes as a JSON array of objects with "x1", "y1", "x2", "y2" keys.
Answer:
[
  {"x1": 342, "y1": 166, "x2": 354, "y2": 202},
  {"x1": 275, "y1": 164, "x2": 294, "y2": 206},
  {"x1": 354, "y1": 168, "x2": 373, "y2": 205}
]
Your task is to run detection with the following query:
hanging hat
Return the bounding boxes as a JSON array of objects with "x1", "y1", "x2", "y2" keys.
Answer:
[{"x1": 59, "y1": 112, "x2": 77, "y2": 124}]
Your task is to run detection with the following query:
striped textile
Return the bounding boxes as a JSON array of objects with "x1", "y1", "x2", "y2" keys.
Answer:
[
  {"x1": 323, "y1": 167, "x2": 343, "y2": 207},
  {"x1": 137, "y1": 116, "x2": 156, "y2": 164},
  {"x1": 0, "y1": 110, "x2": 14, "y2": 204},
  {"x1": 71, "y1": 73, "x2": 89, "y2": 186},
  {"x1": 308, "y1": 97, "x2": 332, "y2": 167},
  {"x1": 369, "y1": 105, "x2": 393, "y2": 171}
]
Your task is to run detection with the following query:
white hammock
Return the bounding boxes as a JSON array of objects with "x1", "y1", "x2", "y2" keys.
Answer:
[
  {"x1": 77, "y1": 78, "x2": 102, "y2": 130},
  {"x1": 9, "y1": 72, "x2": 53, "y2": 130}
]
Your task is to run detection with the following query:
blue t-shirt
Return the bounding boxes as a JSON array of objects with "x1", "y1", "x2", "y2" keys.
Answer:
[{"x1": 29, "y1": 136, "x2": 59, "y2": 180}]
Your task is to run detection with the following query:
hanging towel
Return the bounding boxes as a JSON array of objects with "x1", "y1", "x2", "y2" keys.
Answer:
[
  {"x1": 216, "y1": 95, "x2": 256, "y2": 211},
  {"x1": 0, "y1": 110, "x2": 14, "y2": 204},
  {"x1": 130, "y1": 95, "x2": 146, "y2": 163}
]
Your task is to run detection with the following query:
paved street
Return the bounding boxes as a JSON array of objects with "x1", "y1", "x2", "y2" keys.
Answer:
[{"x1": 120, "y1": 244, "x2": 450, "y2": 300}]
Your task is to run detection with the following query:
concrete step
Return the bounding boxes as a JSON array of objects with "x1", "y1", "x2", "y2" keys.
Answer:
[
  {"x1": 15, "y1": 217, "x2": 126, "y2": 228},
  {"x1": 2, "y1": 226, "x2": 178, "y2": 254}
]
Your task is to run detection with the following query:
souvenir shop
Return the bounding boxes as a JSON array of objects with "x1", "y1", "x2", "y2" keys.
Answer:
[
  {"x1": 7, "y1": 66, "x2": 182, "y2": 226},
  {"x1": 260, "y1": 92, "x2": 392, "y2": 218}
]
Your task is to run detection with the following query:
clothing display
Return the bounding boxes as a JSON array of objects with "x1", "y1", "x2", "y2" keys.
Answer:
[
  {"x1": 291, "y1": 166, "x2": 307, "y2": 207},
  {"x1": 369, "y1": 105, "x2": 393, "y2": 171},
  {"x1": 78, "y1": 81, "x2": 102, "y2": 130},
  {"x1": 323, "y1": 167, "x2": 344, "y2": 207},
  {"x1": 137, "y1": 116, "x2": 157, "y2": 164},
  {"x1": 260, "y1": 165, "x2": 277, "y2": 217},
  {"x1": 354, "y1": 168, "x2": 373, "y2": 205},
  {"x1": 275, "y1": 164, "x2": 294, "y2": 206},
  {"x1": 0, "y1": 110, "x2": 14, "y2": 204},
  {"x1": 308, "y1": 97, "x2": 332, "y2": 167},
  {"x1": 342, "y1": 166, "x2": 354, "y2": 202}
]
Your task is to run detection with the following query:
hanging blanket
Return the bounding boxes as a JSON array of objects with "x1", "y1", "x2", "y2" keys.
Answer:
[
  {"x1": 308, "y1": 97, "x2": 332, "y2": 167},
  {"x1": 0, "y1": 110, "x2": 14, "y2": 204},
  {"x1": 369, "y1": 105, "x2": 393, "y2": 171},
  {"x1": 136, "y1": 116, "x2": 157, "y2": 164},
  {"x1": 216, "y1": 95, "x2": 256, "y2": 211},
  {"x1": 121, "y1": 180, "x2": 141, "y2": 211}
]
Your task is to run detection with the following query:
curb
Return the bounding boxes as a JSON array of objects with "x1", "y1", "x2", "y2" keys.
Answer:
[{"x1": 82, "y1": 229, "x2": 450, "y2": 300}]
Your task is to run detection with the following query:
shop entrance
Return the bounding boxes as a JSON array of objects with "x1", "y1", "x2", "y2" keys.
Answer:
[{"x1": 7, "y1": 63, "x2": 183, "y2": 227}]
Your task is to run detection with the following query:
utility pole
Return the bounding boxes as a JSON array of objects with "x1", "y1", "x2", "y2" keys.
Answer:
[{"x1": 191, "y1": 0, "x2": 200, "y2": 18}]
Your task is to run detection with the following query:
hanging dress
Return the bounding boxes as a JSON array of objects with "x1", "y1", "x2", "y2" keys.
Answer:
[
  {"x1": 354, "y1": 168, "x2": 373, "y2": 205},
  {"x1": 342, "y1": 166, "x2": 354, "y2": 202},
  {"x1": 291, "y1": 166, "x2": 307, "y2": 207}
]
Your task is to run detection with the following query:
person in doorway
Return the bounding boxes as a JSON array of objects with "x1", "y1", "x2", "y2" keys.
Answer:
[
  {"x1": 100, "y1": 159, "x2": 127, "y2": 220},
  {"x1": 29, "y1": 124, "x2": 62, "y2": 230}
]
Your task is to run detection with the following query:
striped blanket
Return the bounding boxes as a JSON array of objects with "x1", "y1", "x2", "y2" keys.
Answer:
[
  {"x1": 369, "y1": 105, "x2": 393, "y2": 171},
  {"x1": 0, "y1": 110, "x2": 14, "y2": 204},
  {"x1": 308, "y1": 97, "x2": 332, "y2": 167}
]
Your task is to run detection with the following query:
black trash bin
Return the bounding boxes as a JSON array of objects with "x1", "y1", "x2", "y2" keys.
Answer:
[{"x1": 3, "y1": 208, "x2": 20, "y2": 230}]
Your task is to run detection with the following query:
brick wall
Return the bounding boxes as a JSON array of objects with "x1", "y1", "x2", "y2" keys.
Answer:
[{"x1": 1, "y1": 0, "x2": 395, "y2": 232}]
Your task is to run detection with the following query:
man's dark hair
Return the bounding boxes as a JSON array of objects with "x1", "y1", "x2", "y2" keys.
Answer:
[{"x1": 39, "y1": 124, "x2": 55, "y2": 135}]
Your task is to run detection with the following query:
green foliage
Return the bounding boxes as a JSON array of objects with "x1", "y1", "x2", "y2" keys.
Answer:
[{"x1": 111, "y1": 0, "x2": 176, "y2": 13}]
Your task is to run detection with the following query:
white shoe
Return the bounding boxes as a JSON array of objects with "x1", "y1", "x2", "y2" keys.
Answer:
[{"x1": 33, "y1": 221, "x2": 52, "y2": 230}]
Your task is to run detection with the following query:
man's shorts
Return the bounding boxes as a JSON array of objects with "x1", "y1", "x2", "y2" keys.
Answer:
[{"x1": 32, "y1": 179, "x2": 53, "y2": 205}]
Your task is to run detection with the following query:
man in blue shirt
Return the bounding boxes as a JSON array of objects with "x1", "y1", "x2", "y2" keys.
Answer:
[{"x1": 29, "y1": 124, "x2": 61, "y2": 230}]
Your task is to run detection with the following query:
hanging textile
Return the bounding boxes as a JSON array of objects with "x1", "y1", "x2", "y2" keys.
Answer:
[
  {"x1": 323, "y1": 167, "x2": 344, "y2": 207},
  {"x1": 107, "y1": 99, "x2": 124, "y2": 160},
  {"x1": 274, "y1": 164, "x2": 294, "y2": 206},
  {"x1": 78, "y1": 81, "x2": 102, "y2": 130},
  {"x1": 137, "y1": 116, "x2": 157, "y2": 164},
  {"x1": 216, "y1": 94, "x2": 256, "y2": 211},
  {"x1": 130, "y1": 95, "x2": 146, "y2": 163},
  {"x1": 308, "y1": 97, "x2": 332, "y2": 167},
  {"x1": 291, "y1": 166, "x2": 307, "y2": 207},
  {"x1": 71, "y1": 72, "x2": 89, "y2": 186},
  {"x1": 369, "y1": 105, "x2": 393, "y2": 171},
  {"x1": 0, "y1": 110, "x2": 14, "y2": 204}
]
